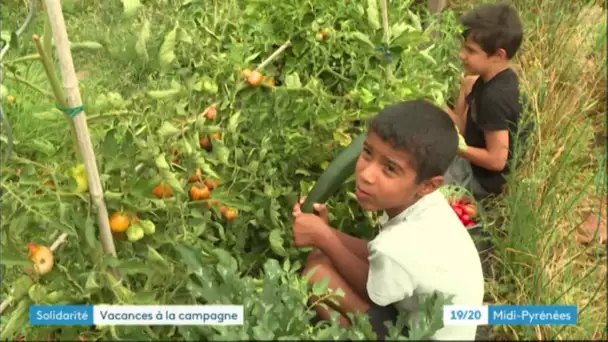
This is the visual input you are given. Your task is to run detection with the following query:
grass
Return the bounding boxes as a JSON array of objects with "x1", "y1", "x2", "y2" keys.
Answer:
[{"x1": 2, "y1": 0, "x2": 606, "y2": 340}]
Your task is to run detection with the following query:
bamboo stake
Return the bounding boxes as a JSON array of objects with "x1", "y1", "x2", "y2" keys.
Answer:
[
  {"x1": 255, "y1": 40, "x2": 291, "y2": 71},
  {"x1": 42, "y1": 0, "x2": 120, "y2": 280},
  {"x1": 380, "y1": 0, "x2": 392, "y2": 80},
  {"x1": 33, "y1": 34, "x2": 81, "y2": 159}
]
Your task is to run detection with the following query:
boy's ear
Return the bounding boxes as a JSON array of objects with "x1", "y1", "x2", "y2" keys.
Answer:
[
  {"x1": 418, "y1": 175, "x2": 444, "y2": 196},
  {"x1": 493, "y1": 48, "x2": 508, "y2": 60}
]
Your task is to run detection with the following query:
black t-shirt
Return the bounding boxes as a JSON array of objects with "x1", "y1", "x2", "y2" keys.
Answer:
[{"x1": 464, "y1": 68, "x2": 525, "y2": 195}]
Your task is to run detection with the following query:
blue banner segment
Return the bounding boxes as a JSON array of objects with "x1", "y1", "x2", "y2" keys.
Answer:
[
  {"x1": 488, "y1": 305, "x2": 577, "y2": 325},
  {"x1": 30, "y1": 305, "x2": 94, "y2": 325}
]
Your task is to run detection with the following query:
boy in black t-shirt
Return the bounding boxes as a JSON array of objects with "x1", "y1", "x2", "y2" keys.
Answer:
[{"x1": 444, "y1": 3, "x2": 527, "y2": 200}]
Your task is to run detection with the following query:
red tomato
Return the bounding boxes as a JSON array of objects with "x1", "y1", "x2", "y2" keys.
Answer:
[
  {"x1": 461, "y1": 214, "x2": 471, "y2": 224},
  {"x1": 454, "y1": 206, "x2": 463, "y2": 217},
  {"x1": 465, "y1": 221, "x2": 477, "y2": 228}
]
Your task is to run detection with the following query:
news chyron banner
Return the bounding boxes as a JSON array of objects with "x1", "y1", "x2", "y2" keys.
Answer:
[
  {"x1": 30, "y1": 305, "x2": 244, "y2": 326},
  {"x1": 30, "y1": 304, "x2": 577, "y2": 326}
]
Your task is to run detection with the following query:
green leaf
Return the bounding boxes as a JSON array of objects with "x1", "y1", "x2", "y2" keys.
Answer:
[
  {"x1": 269, "y1": 229, "x2": 287, "y2": 257},
  {"x1": 147, "y1": 88, "x2": 181, "y2": 99},
  {"x1": 84, "y1": 216, "x2": 97, "y2": 249},
  {"x1": 284, "y1": 73, "x2": 302, "y2": 88},
  {"x1": 155, "y1": 154, "x2": 171, "y2": 170},
  {"x1": 157, "y1": 122, "x2": 181, "y2": 138},
  {"x1": 159, "y1": 25, "x2": 178, "y2": 70},
  {"x1": 118, "y1": 260, "x2": 152, "y2": 275},
  {"x1": 227, "y1": 110, "x2": 241, "y2": 133},
  {"x1": 174, "y1": 244, "x2": 204, "y2": 272},
  {"x1": 195, "y1": 156, "x2": 220, "y2": 179},
  {"x1": 135, "y1": 19, "x2": 151, "y2": 61},
  {"x1": 366, "y1": 0, "x2": 381, "y2": 31},
  {"x1": 122, "y1": 0, "x2": 143, "y2": 16},
  {"x1": 390, "y1": 22, "x2": 409, "y2": 42},
  {"x1": 178, "y1": 28, "x2": 193, "y2": 44},
  {"x1": 0, "y1": 251, "x2": 32, "y2": 267},
  {"x1": 159, "y1": 168, "x2": 185, "y2": 194},
  {"x1": 312, "y1": 276, "x2": 330, "y2": 296},
  {"x1": 211, "y1": 139, "x2": 230, "y2": 164},
  {"x1": 349, "y1": 32, "x2": 375, "y2": 50},
  {"x1": 147, "y1": 246, "x2": 170, "y2": 266}
]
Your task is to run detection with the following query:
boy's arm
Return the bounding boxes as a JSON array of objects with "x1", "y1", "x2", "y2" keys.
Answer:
[
  {"x1": 458, "y1": 130, "x2": 509, "y2": 171},
  {"x1": 331, "y1": 228, "x2": 370, "y2": 260},
  {"x1": 459, "y1": 90, "x2": 513, "y2": 171},
  {"x1": 446, "y1": 75, "x2": 479, "y2": 131},
  {"x1": 316, "y1": 229, "x2": 372, "y2": 301}
]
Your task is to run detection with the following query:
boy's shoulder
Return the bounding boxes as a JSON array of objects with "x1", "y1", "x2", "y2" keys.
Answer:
[
  {"x1": 469, "y1": 68, "x2": 524, "y2": 118},
  {"x1": 372, "y1": 191, "x2": 460, "y2": 245},
  {"x1": 472, "y1": 68, "x2": 520, "y2": 97}
]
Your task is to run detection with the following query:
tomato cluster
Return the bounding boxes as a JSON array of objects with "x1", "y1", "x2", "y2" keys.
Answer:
[{"x1": 448, "y1": 196, "x2": 479, "y2": 228}]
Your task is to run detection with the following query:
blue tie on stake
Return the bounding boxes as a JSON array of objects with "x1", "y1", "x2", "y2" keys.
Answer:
[{"x1": 376, "y1": 45, "x2": 393, "y2": 63}]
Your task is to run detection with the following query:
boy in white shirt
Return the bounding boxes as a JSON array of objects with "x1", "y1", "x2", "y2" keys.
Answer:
[{"x1": 292, "y1": 100, "x2": 485, "y2": 340}]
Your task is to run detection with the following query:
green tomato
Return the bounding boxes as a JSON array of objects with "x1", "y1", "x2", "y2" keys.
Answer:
[
  {"x1": 140, "y1": 220, "x2": 156, "y2": 235},
  {"x1": 126, "y1": 223, "x2": 145, "y2": 242}
]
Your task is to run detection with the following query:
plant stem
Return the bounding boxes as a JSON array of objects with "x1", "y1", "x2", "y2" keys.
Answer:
[
  {"x1": 255, "y1": 40, "x2": 291, "y2": 71},
  {"x1": 3, "y1": 74, "x2": 55, "y2": 99},
  {"x1": 32, "y1": 34, "x2": 81, "y2": 160},
  {"x1": 0, "y1": 297, "x2": 12, "y2": 315},
  {"x1": 3, "y1": 54, "x2": 41, "y2": 65}
]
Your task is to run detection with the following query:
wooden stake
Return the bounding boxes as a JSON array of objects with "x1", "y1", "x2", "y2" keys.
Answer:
[
  {"x1": 255, "y1": 40, "x2": 291, "y2": 71},
  {"x1": 42, "y1": 0, "x2": 120, "y2": 280}
]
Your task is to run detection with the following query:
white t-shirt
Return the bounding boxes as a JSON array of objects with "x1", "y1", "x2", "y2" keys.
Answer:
[{"x1": 366, "y1": 190, "x2": 485, "y2": 340}]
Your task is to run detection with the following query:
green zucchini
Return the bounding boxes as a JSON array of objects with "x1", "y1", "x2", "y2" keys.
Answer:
[{"x1": 301, "y1": 134, "x2": 366, "y2": 213}]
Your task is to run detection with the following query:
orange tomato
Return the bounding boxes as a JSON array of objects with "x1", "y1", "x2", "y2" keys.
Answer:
[
  {"x1": 247, "y1": 71, "x2": 263, "y2": 86},
  {"x1": 219, "y1": 205, "x2": 228, "y2": 214},
  {"x1": 205, "y1": 107, "x2": 217, "y2": 120},
  {"x1": 153, "y1": 184, "x2": 173, "y2": 198},
  {"x1": 241, "y1": 69, "x2": 252, "y2": 78},
  {"x1": 189, "y1": 168, "x2": 203, "y2": 183},
  {"x1": 110, "y1": 212, "x2": 130, "y2": 233},
  {"x1": 199, "y1": 136, "x2": 212, "y2": 150},
  {"x1": 190, "y1": 185, "x2": 211, "y2": 200},
  {"x1": 224, "y1": 208, "x2": 238, "y2": 221},
  {"x1": 204, "y1": 178, "x2": 220, "y2": 190},
  {"x1": 206, "y1": 199, "x2": 219, "y2": 208},
  {"x1": 211, "y1": 132, "x2": 222, "y2": 140}
]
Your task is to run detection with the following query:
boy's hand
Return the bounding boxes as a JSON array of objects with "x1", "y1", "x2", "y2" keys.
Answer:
[
  {"x1": 459, "y1": 73, "x2": 479, "y2": 95},
  {"x1": 293, "y1": 196, "x2": 329, "y2": 224},
  {"x1": 455, "y1": 124, "x2": 468, "y2": 152},
  {"x1": 292, "y1": 197, "x2": 331, "y2": 248},
  {"x1": 292, "y1": 214, "x2": 331, "y2": 248}
]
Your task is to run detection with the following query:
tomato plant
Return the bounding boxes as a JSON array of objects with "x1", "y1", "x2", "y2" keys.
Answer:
[{"x1": 1, "y1": 0, "x2": 462, "y2": 339}]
